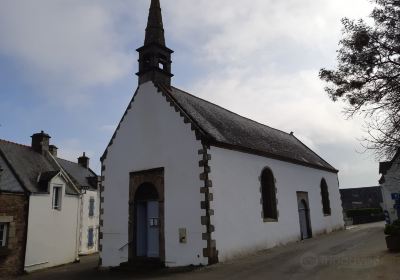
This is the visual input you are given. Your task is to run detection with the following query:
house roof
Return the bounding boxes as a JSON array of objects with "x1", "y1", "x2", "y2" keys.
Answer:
[
  {"x1": 157, "y1": 83, "x2": 338, "y2": 173},
  {"x1": 0, "y1": 139, "x2": 91, "y2": 195},
  {"x1": 57, "y1": 158, "x2": 98, "y2": 190},
  {"x1": 379, "y1": 149, "x2": 400, "y2": 175},
  {"x1": 379, "y1": 148, "x2": 400, "y2": 184}
]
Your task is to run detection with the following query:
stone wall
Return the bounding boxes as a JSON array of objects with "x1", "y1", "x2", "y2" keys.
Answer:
[{"x1": 0, "y1": 193, "x2": 29, "y2": 277}]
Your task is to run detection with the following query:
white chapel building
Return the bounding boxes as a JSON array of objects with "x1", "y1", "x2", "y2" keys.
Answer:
[{"x1": 99, "y1": 0, "x2": 344, "y2": 268}]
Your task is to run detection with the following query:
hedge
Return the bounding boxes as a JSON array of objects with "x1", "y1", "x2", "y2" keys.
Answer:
[{"x1": 346, "y1": 208, "x2": 383, "y2": 218}]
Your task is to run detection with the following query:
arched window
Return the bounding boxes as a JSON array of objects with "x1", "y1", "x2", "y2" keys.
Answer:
[
  {"x1": 261, "y1": 168, "x2": 278, "y2": 220},
  {"x1": 320, "y1": 179, "x2": 331, "y2": 215}
]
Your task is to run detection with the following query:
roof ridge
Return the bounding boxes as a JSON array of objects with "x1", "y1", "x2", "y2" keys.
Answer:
[
  {"x1": 170, "y1": 86, "x2": 291, "y2": 137},
  {"x1": 56, "y1": 157, "x2": 77, "y2": 165},
  {"x1": 0, "y1": 138, "x2": 31, "y2": 149},
  {"x1": 56, "y1": 157, "x2": 98, "y2": 177}
]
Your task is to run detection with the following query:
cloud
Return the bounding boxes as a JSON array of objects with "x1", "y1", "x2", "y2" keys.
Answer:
[
  {"x1": 166, "y1": 0, "x2": 373, "y2": 68},
  {"x1": 0, "y1": 0, "x2": 138, "y2": 106},
  {"x1": 0, "y1": 0, "x2": 379, "y2": 187},
  {"x1": 164, "y1": 0, "x2": 376, "y2": 187}
]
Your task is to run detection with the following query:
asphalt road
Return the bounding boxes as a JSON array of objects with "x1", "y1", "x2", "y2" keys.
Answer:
[{"x1": 14, "y1": 222, "x2": 400, "y2": 280}]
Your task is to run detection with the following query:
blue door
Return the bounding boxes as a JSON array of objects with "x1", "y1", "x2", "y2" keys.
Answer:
[
  {"x1": 136, "y1": 200, "x2": 160, "y2": 258},
  {"x1": 136, "y1": 202, "x2": 147, "y2": 257},
  {"x1": 147, "y1": 201, "x2": 160, "y2": 258}
]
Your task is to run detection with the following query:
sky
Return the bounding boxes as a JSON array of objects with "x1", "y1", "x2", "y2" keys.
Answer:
[{"x1": 0, "y1": 0, "x2": 381, "y2": 188}]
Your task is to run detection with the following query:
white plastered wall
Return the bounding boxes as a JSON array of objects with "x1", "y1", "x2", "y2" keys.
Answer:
[
  {"x1": 209, "y1": 147, "x2": 344, "y2": 262},
  {"x1": 381, "y1": 158, "x2": 400, "y2": 223},
  {"x1": 101, "y1": 82, "x2": 207, "y2": 267},
  {"x1": 79, "y1": 190, "x2": 100, "y2": 255},
  {"x1": 24, "y1": 175, "x2": 79, "y2": 272}
]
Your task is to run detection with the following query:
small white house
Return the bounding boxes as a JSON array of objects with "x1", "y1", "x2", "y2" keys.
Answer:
[
  {"x1": 24, "y1": 173, "x2": 80, "y2": 272},
  {"x1": 0, "y1": 131, "x2": 100, "y2": 274},
  {"x1": 99, "y1": 0, "x2": 344, "y2": 268},
  {"x1": 57, "y1": 155, "x2": 100, "y2": 255},
  {"x1": 380, "y1": 150, "x2": 400, "y2": 223}
]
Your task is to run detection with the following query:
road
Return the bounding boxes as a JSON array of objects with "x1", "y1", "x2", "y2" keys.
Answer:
[{"x1": 14, "y1": 222, "x2": 400, "y2": 280}]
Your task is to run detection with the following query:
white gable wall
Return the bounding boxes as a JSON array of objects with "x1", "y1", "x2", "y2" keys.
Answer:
[
  {"x1": 79, "y1": 190, "x2": 100, "y2": 255},
  {"x1": 101, "y1": 82, "x2": 207, "y2": 267},
  {"x1": 381, "y1": 158, "x2": 400, "y2": 223},
  {"x1": 24, "y1": 175, "x2": 79, "y2": 272},
  {"x1": 209, "y1": 147, "x2": 344, "y2": 261}
]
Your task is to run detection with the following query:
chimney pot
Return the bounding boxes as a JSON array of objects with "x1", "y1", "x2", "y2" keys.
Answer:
[
  {"x1": 78, "y1": 152, "x2": 90, "y2": 169},
  {"x1": 31, "y1": 131, "x2": 51, "y2": 154},
  {"x1": 49, "y1": 145, "x2": 58, "y2": 157}
]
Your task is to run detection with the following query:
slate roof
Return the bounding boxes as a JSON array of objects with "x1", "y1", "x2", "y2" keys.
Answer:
[
  {"x1": 57, "y1": 158, "x2": 98, "y2": 190},
  {"x1": 0, "y1": 149, "x2": 25, "y2": 193},
  {"x1": 157, "y1": 83, "x2": 337, "y2": 173},
  {"x1": 379, "y1": 148, "x2": 400, "y2": 175},
  {"x1": 379, "y1": 148, "x2": 400, "y2": 184},
  {"x1": 0, "y1": 139, "x2": 95, "y2": 195}
]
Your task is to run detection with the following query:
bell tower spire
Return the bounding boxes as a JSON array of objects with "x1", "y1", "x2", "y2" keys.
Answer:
[{"x1": 137, "y1": 0, "x2": 173, "y2": 86}]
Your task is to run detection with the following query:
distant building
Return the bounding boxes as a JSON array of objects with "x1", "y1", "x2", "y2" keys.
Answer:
[
  {"x1": 340, "y1": 187, "x2": 383, "y2": 211},
  {"x1": 0, "y1": 132, "x2": 99, "y2": 277},
  {"x1": 99, "y1": 0, "x2": 345, "y2": 269},
  {"x1": 379, "y1": 150, "x2": 400, "y2": 223}
]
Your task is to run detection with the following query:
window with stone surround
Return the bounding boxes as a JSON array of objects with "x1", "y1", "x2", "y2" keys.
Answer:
[
  {"x1": 321, "y1": 179, "x2": 331, "y2": 216},
  {"x1": 261, "y1": 168, "x2": 278, "y2": 221},
  {"x1": 0, "y1": 223, "x2": 8, "y2": 248}
]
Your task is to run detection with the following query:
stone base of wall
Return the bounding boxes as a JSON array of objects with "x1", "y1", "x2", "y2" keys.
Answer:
[{"x1": 0, "y1": 193, "x2": 29, "y2": 277}]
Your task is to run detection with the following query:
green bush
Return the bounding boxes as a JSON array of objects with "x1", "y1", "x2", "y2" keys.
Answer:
[
  {"x1": 346, "y1": 208, "x2": 383, "y2": 218},
  {"x1": 385, "y1": 220, "x2": 400, "y2": 236}
]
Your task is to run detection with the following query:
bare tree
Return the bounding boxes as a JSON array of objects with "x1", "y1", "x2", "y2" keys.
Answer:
[{"x1": 320, "y1": 0, "x2": 400, "y2": 159}]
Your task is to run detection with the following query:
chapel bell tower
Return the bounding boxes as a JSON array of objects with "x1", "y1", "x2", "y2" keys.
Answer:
[{"x1": 136, "y1": 0, "x2": 174, "y2": 86}]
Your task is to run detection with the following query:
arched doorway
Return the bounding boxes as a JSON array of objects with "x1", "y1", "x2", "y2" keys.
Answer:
[
  {"x1": 129, "y1": 168, "x2": 165, "y2": 263},
  {"x1": 134, "y1": 182, "x2": 160, "y2": 258},
  {"x1": 298, "y1": 198, "x2": 312, "y2": 240}
]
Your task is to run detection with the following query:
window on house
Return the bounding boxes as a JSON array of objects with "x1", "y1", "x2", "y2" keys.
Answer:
[
  {"x1": 89, "y1": 197, "x2": 95, "y2": 217},
  {"x1": 52, "y1": 186, "x2": 62, "y2": 210},
  {"x1": 0, "y1": 223, "x2": 8, "y2": 248},
  {"x1": 321, "y1": 179, "x2": 331, "y2": 215},
  {"x1": 87, "y1": 228, "x2": 94, "y2": 248},
  {"x1": 261, "y1": 168, "x2": 278, "y2": 220}
]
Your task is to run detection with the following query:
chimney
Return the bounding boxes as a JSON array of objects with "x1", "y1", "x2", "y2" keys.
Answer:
[
  {"x1": 49, "y1": 145, "x2": 58, "y2": 157},
  {"x1": 78, "y1": 152, "x2": 89, "y2": 169},
  {"x1": 31, "y1": 131, "x2": 51, "y2": 154}
]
